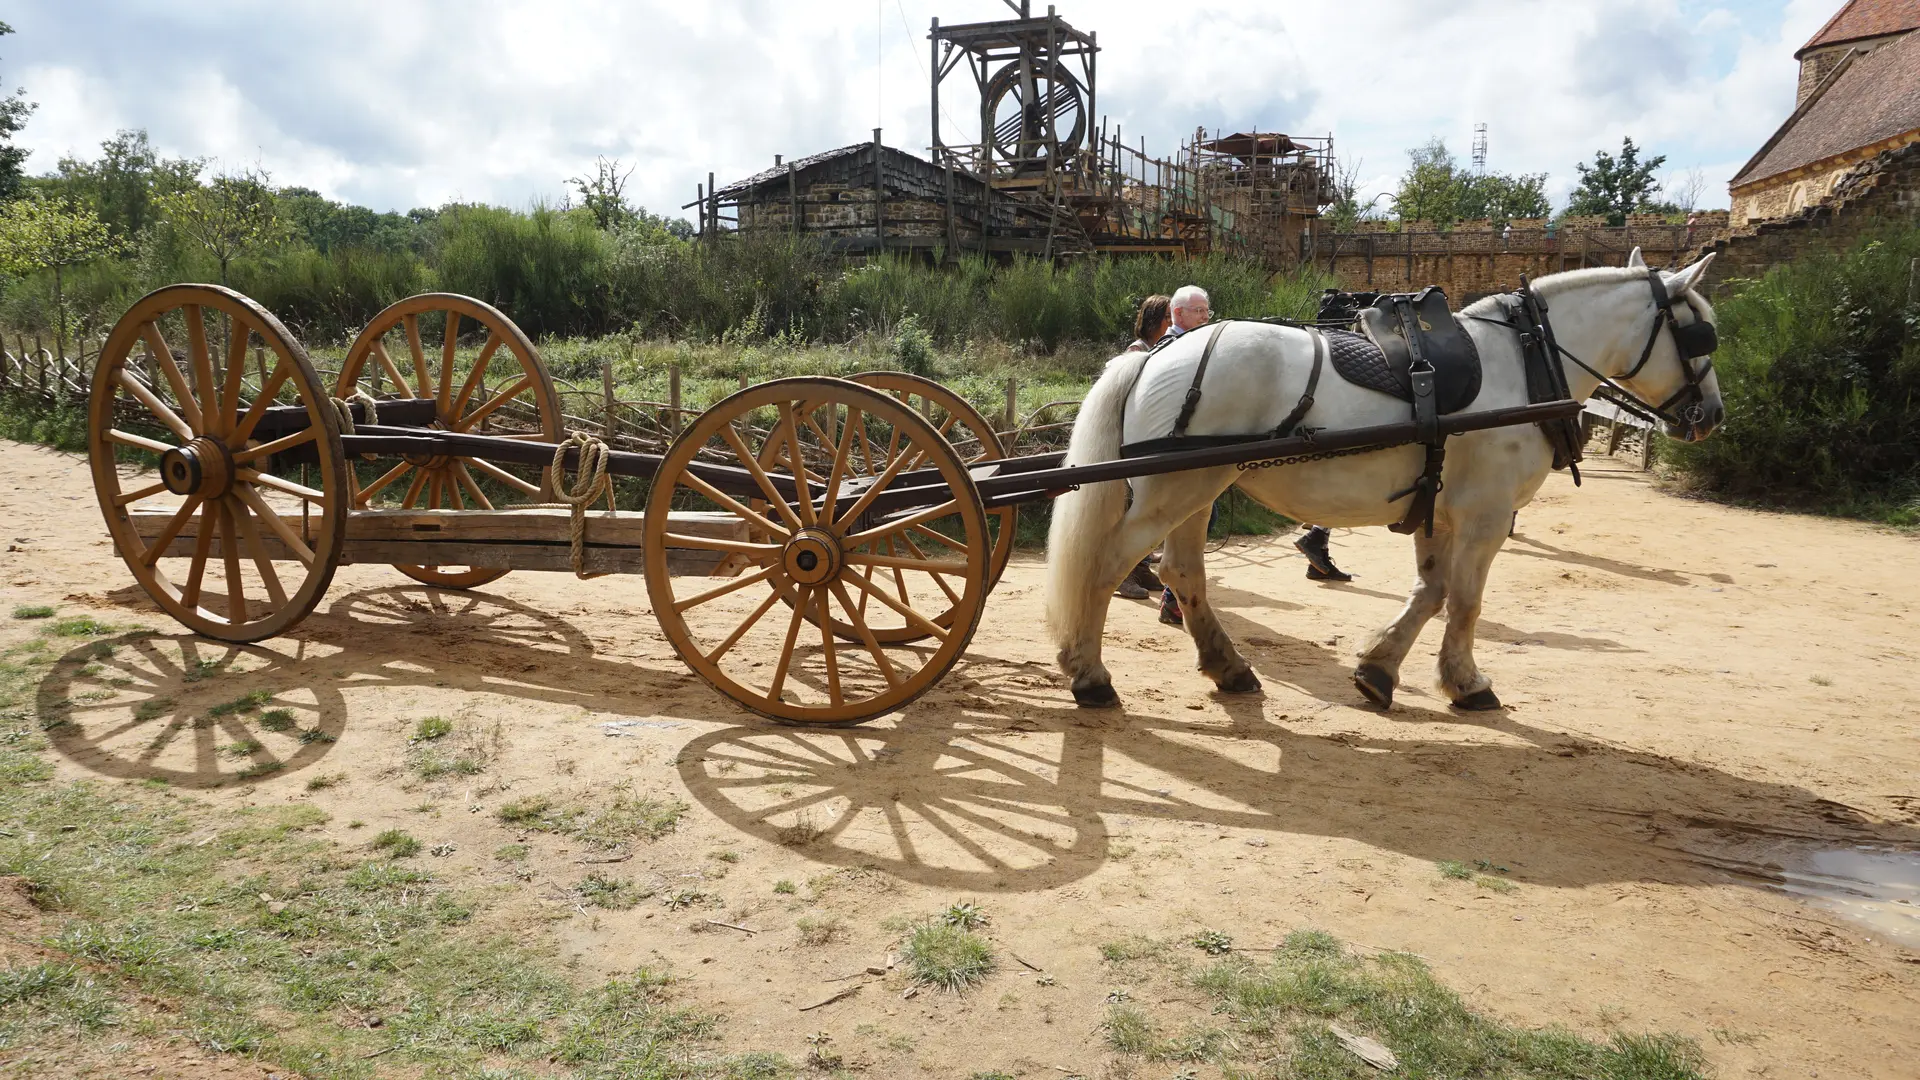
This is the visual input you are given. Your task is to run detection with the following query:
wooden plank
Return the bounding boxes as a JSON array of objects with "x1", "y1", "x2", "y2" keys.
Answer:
[{"x1": 129, "y1": 508, "x2": 749, "y2": 576}]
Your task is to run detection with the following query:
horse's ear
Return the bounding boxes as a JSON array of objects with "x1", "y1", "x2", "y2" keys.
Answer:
[
  {"x1": 1627, "y1": 246, "x2": 1646, "y2": 269},
  {"x1": 1664, "y1": 252, "x2": 1716, "y2": 294}
]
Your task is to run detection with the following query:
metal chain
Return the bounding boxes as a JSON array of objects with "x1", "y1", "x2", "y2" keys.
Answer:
[{"x1": 1234, "y1": 441, "x2": 1392, "y2": 473}]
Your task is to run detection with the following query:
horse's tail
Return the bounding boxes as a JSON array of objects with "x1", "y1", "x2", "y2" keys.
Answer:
[{"x1": 1045, "y1": 350, "x2": 1149, "y2": 647}]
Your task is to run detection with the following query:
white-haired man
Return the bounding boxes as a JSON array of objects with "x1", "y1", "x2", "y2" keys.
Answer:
[{"x1": 1167, "y1": 284, "x2": 1210, "y2": 336}]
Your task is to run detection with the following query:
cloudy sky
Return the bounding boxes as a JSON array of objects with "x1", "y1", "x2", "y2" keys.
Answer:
[{"x1": 9, "y1": 0, "x2": 1839, "y2": 221}]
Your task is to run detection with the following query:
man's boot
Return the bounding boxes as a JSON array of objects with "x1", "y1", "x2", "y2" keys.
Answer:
[{"x1": 1295, "y1": 525, "x2": 1352, "y2": 582}]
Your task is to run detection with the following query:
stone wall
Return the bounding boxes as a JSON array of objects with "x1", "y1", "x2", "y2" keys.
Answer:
[
  {"x1": 1312, "y1": 213, "x2": 1729, "y2": 302},
  {"x1": 1700, "y1": 139, "x2": 1920, "y2": 294}
]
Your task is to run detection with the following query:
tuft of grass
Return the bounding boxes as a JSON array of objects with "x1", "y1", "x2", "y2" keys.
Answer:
[
  {"x1": 904, "y1": 921, "x2": 994, "y2": 992},
  {"x1": 941, "y1": 900, "x2": 988, "y2": 929},
  {"x1": 1191, "y1": 929, "x2": 1234, "y2": 955},
  {"x1": 208, "y1": 689, "x2": 273, "y2": 717},
  {"x1": 709, "y1": 848, "x2": 740, "y2": 864},
  {"x1": 795, "y1": 916, "x2": 842, "y2": 947},
  {"x1": 414, "y1": 748, "x2": 485, "y2": 780},
  {"x1": 414, "y1": 715, "x2": 453, "y2": 741},
  {"x1": 494, "y1": 844, "x2": 529, "y2": 862},
  {"x1": 182, "y1": 659, "x2": 221, "y2": 682},
  {"x1": 304, "y1": 772, "x2": 342, "y2": 791},
  {"x1": 495, "y1": 790, "x2": 685, "y2": 848},
  {"x1": 575, "y1": 872, "x2": 649, "y2": 910},
  {"x1": 1437, "y1": 859, "x2": 1475, "y2": 880},
  {"x1": 1100, "y1": 935, "x2": 1168, "y2": 963},
  {"x1": 772, "y1": 879, "x2": 796, "y2": 895},
  {"x1": 258, "y1": 708, "x2": 297, "y2": 732},
  {"x1": 371, "y1": 829, "x2": 422, "y2": 858},
  {"x1": 11, "y1": 604, "x2": 55, "y2": 620},
  {"x1": 50, "y1": 616, "x2": 112, "y2": 638}
]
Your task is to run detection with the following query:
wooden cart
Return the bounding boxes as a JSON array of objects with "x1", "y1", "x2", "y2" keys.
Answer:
[{"x1": 88, "y1": 284, "x2": 1580, "y2": 726}]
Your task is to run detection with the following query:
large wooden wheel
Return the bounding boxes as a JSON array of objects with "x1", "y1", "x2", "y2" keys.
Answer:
[
  {"x1": 89, "y1": 284, "x2": 347, "y2": 643},
  {"x1": 752, "y1": 371, "x2": 1017, "y2": 645},
  {"x1": 336, "y1": 293, "x2": 563, "y2": 589},
  {"x1": 644, "y1": 378, "x2": 989, "y2": 726}
]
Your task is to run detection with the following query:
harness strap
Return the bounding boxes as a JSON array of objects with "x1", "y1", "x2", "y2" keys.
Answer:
[
  {"x1": 1624, "y1": 270, "x2": 1672, "y2": 380},
  {"x1": 1170, "y1": 321, "x2": 1230, "y2": 438},
  {"x1": 1269, "y1": 328, "x2": 1323, "y2": 440}
]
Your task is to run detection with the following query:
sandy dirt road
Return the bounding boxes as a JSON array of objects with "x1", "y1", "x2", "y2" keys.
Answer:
[{"x1": 4, "y1": 437, "x2": 1918, "y2": 1077}]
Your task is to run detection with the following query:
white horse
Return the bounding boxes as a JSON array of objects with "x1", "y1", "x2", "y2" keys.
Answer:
[{"x1": 1045, "y1": 251, "x2": 1722, "y2": 711}]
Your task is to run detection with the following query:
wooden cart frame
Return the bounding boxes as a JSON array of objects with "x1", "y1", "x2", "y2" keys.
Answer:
[{"x1": 87, "y1": 284, "x2": 1579, "y2": 726}]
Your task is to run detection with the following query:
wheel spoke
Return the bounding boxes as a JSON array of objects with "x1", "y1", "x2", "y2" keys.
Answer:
[
  {"x1": 139, "y1": 496, "x2": 204, "y2": 566},
  {"x1": 843, "y1": 567, "x2": 949, "y2": 641},
  {"x1": 184, "y1": 305, "x2": 217, "y2": 432},
  {"x1": 181, "y1": 502, "x2": 217, "y2": 609},
  {"x1": 816, "y1": 587, "x2": 842, "y2": 707},
  {"x1": 777, "y1": 403, "x2": 817, "y2": 527},
  {"x1": 719, "y1": 423, "x2": 804, "y2": 533},
  {"x1": 834, "y1": 431, "x2": 927, "y2": 530},
  {"x1": 117, "y1": 370, "x2": 193, "y2": 440},
  {"x1": 671, "y1": 564, "x2": 776, "y2": 613},
  {"x1": 238, "y1": 468, "x2": 327, "y2": 503},
  {"x1": 445, "y1": 469, "x2": 467, "y2": 510},
  {"x1": 403, "y1": 314, "x2": 431, "y2": 397},
  {"x1": 369, "y1": 339, "x2": 414, "y2": 399},
  {"x1": 451, "y1": 332, "x2": 502, "y2": 418},
  {"x1": 677, "y1": 470, "x2": 792, "y2": 542},
  {"x1": 220, "y1": 317, "x2": 250, "y2": 431},
  {"x1": 843, "y1": 499, "x2": 963, "y2": 548},
  {"x1": 466, "y1": 457, "x2": 541, "y2": 497},
  {"x1": 660, "y1": 533, "x2": 781, "y2": 556},
  {"x1": 885, "y1": 535, "x2": 912, "y2": 609},
  {"x1": 438, "y1": 311, "x2": 459, "y2": 410},
  {"x1": 357, "y1": 460, "x2": 414, "y2": 505},
  {"x1": 828, "y1": 581, "x2": 901, "y2": 687},
  {"x1": 141, "y1": 322, "x2": 203, "y2": 433},
  {"x1": 453, "y1": 462, "x2": 494, "y2": 510},
  {"x1": 764, "y1": 587, "x2": 811, "y2": 702},
  {"x1": 400, "y1": 468, "x2": 429, "y2": 509},
  {"x1": 230, "y1": 362, "x2": 292, "y2": 446},
  {"x1": 108, "y1": 429, "x2": 177, "y2": 455},
  {"x1": 703, "y1": 588, "x2": 784, "y2": 665},
  {"x1": 819, "y1": 405, "x2": 859, "y2": 522},
  {"x1": 114, "y1": 480, "x2": 169, "y2": 507},
  {"x1": 230, "y1": 426, "x2": 315, "y2": 464},
  {"x1": 855, "y1": 544, "x2": 969, "y2": 581},
  {"x1": 233, "y1": 484, "x2": 315, "y2": 567},
  {"x1": 218, "y1": 501, "x2": 247, "y2": 624},
  {"x1": 456, "y1": 374, "x2": 534, "y2": 430},
  {"x1": 230, "y1": 496, "x2": 287, "y2": 607},
  {"x1": 898, "y1": 530, "x2": 963, "y2": 605}
]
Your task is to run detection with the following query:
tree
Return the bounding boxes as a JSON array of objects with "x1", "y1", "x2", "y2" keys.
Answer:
[
  {"x1": 1321, "y1": 155, "x2": 1375, "y2": 233},
  {"x1": 568, "y1": 156, "x2": 637, "y2": 231},
  {"x1": 1565, "y1": 137, "x2": 1669, "y2": 225},
  {"x1": 1390, "y1": 138, "x2": 1551, "y2": 226},
  {"x1": 0, "y1": 196, "x2": 124, "y2": 355},
  {"x1": 0, "y1": 21, "x2": 37, "y2": 201},
  {"x1": 52, "y1": 129, "x2": 202, "y2": 240},
  {"x1": 154, "y1": 167, "x2": 287, "y2": 284}
]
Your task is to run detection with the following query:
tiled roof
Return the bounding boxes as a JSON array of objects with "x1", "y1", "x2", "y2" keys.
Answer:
[
  {"x1": 1798, "y1": 0, "x2": 1920, "y2": 57},
  {"x1": 1734, "y1": 30, "x2": 1920, "y2": 186},
  {"x1": 714, "y1": 144, "x2": 871, "y2": 199}
]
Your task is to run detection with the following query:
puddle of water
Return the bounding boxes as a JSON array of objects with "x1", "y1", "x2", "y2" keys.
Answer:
[{"x1": 1775, "y1": 846, "x2": 1920, "y2": 947}]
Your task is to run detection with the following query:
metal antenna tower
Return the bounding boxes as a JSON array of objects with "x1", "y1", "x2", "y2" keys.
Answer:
[{"x1": 1471, "y1": 123, "x2": 1488, "y2": 174}]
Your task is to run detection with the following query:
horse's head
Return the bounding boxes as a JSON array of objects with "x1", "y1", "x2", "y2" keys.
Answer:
[{"x1": 1620, "y1": 248, "x2": 1724, "y2": 442}]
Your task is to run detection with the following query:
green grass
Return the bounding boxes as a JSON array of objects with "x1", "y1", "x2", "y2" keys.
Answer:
[
  {"x1": 1088, "y1": 928, "x2": 1712, "y2": 1077},
  {"x1": 575, "y1": 872, "x2": 650, "y2": 910},
  {"x1": 1438, "y1": 859, "x2": 1474, "y2": 880},
  {"x1": 772, "y1": 879, "x2": 796, "y2": 895},
  {"x1": 940, "y1": 900, "x2": 988, "y2": 929},
  {"x1": 1191, "y1": 928, "x2": 1234, "y2": 955},
  {"x1": 414, "y1": 715, "x2": 453, "y2": 741},
  {"x1": 794, "y1": 916, "x2": 841, "y2": 947},
  {"x1": 371, "y1": 829, "x2": 422, "y2": 858},
  {"x1": 495, "y1": 790, "x2": 686, "y2": 849},
  {"x1": 903, "y1": 922, "x2": 994, "y2": 992},
  {"x1": 207, "y1": 688, "x2": 273, "y2": 717},
  {"x1": 414, "y1": 748, "x2": 485, "y2": 780},
  {"x1": 9, "y1": 605, "x2": 54, "y2": 620},
  {"x1": 48, "y1": 616, "x2": 112, "y2": 638},
  {"x1": 1100, "y1": 935, "x2": 1170, "y2": 963}
]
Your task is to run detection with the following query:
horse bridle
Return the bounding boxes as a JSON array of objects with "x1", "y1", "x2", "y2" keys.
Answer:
[{"x1": 1552, "y1": 269, "x2": 1719, "y2": 437}]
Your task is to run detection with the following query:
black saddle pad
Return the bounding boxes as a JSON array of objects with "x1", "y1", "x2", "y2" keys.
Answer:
[{"x1": 1327, "y1": 288, "x2": 1482, "y2": 415}]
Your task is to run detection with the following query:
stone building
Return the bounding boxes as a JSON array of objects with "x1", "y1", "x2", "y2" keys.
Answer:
[{"x1": 1732, "y1": 0, "x2": 1920, "y2": 224}]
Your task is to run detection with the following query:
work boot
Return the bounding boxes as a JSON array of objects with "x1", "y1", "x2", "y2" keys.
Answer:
[
  {"x1": 1158, "y1": 587, "x2": 1184, "y2": 626},
  {"x1": 1125, "y1": 560, "x2": 1161, "y2": 592},
  {"x1": 1296, "y1": 526, "x2": 1352, "y2": 582},
  {"x1": 1115, "y1": 579, "x2": 1150, "y2": 600}
]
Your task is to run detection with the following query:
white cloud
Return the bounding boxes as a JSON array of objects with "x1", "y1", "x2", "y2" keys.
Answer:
[{"x1": 6, "y1": 0, "x2": 1850, "y2": 217}]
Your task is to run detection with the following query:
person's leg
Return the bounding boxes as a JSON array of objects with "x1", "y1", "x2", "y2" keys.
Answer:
[{"x1": 1295, "y1": 524, "x2": 1351, "y2": 581}]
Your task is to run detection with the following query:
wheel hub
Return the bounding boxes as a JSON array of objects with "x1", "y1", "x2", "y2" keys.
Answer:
[
  {"x1": 159, "y1": 437, "x2": 234, "y2": 498},
  {"x1": 782, "y1": 527, "x2": 842, "y2": 587}
]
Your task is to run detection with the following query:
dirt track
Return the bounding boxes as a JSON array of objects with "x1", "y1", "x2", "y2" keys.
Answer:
[{"x1": 5, "y1": 438, "x2": 1919, "y2": 1077}]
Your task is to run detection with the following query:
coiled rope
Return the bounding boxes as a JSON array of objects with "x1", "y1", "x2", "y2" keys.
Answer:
[
  {"x1": 328, "y1": 390, "x2": 380, "y2": 435},
  {"x1": 532, "y1": 431, "x2": 616, "y2": 579}
]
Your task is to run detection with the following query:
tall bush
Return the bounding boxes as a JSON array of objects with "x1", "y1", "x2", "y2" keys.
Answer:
[{"x1": 1666, "y1": 230, "x2": 1920, "y2": 519}]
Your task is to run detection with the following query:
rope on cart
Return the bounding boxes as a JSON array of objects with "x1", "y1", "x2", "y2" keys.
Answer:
[
  {"x1": 533, "y1": 432, "x2": 616, "y2": 578},
  {"x1": 327, "y1": 391, "x2": 380, "y2": 435}
]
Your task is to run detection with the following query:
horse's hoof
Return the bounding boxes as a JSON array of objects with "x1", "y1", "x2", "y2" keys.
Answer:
[
  {"x1": 1352, "y1": 665, "x2": 1394, "y2": 708},
  {"x1": 1072, "y1": 682, "x2": 1121, "y2": 709},
  {"x1": 1215, "y1": 669, "x2": 1262, "y2": 695},
  {"x1": 1452, "y1": 688, "x2": 1503, "y2": 711}
]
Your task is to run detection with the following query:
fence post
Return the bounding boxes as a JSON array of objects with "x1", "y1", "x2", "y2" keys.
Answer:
[
  {"x1": 668, "y1": 362, "x2": 682, "y2": 435},
  {"x1": 738, "y1": 373, "x2": 748, "y2": 392},
  {"x1": 1640, "y1": 427, "x2": 1656, "y2": 471},
  {"x1": 1003, "y1": 376, "x2": 1018, "y2": 435},
  {"x1": 601, "y1": 359, "x2": 617, "y2": 440}
]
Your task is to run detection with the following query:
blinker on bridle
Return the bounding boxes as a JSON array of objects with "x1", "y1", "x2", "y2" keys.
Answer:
[{"x1": 1543, "y1": 268, "x2": 1718, "y2": 436}]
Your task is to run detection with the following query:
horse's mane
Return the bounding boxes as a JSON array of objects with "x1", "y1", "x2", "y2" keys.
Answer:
[{"x1": 1458, "y1": 265, "x2": 1651, "y2": 319}]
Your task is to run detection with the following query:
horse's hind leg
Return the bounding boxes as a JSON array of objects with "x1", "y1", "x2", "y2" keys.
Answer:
[
  {"x1": 1435, "y1": 516, "x2": 1511, "y2": 710},
  {"x1": 1159, "y1": 504, "x2": 1260, "y2": 695},
  {"x1": 1354, "y1": 529, "x2": 1451, "y2": 708}
]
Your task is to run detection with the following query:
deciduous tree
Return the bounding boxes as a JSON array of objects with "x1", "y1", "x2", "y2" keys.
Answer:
[
  {"x1": 0, "y1": 196, "x2": 123, "y2": 355},
  {"x1": 154, "y1": 167, "x2": 287, "y2": 284},
  {"x1": 1565, "y1": 137, "x2": 1669, "y2": 225},
  {"x1": 0, "y1": 21, "x2": 36, "y2": 201}
]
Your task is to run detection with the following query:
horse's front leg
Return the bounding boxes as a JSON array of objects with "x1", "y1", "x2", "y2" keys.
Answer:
[
  {"x1": 1159, "y1": 504, "x2": 1260, "y2": 694},
  {"x1": 1353, "y1": 528, "x2": 1452, "y2": 708},
  {"x1": 1435, "y1": 515, "x2": 1511, "y2": 710}
]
